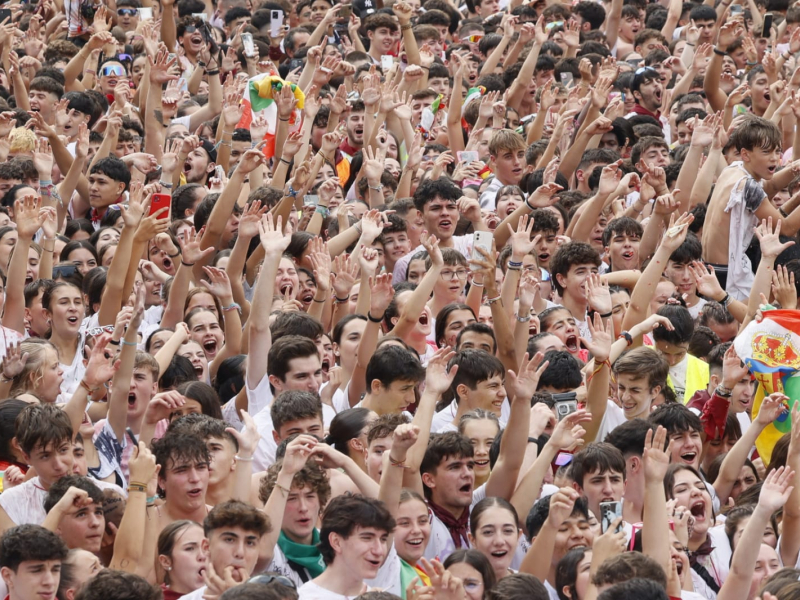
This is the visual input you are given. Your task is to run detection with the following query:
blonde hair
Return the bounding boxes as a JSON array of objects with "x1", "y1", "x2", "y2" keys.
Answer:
[
  {"x1": 9, "y1": 127, "x2": 36, "y2": 154},
  {"x1": 10, "y1": 339, "x2": 58, "y2": 400}
]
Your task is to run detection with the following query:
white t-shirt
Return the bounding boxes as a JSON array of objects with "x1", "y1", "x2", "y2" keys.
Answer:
[
  {"x1": 177, "y1": 585, "x2": 206, "y2": 600},
  {"x1": 594, "y1": 400, "x2": 628, "y2": 442},
  {"x1": 669, "y1": 356, "x2": 689, "y2": 403},
  {"x1": 687, "y1": 298, "x2": 708, "y2": 320},
  {"x1": 0, "y1": 476, "x2": 125, "y2": 527}
]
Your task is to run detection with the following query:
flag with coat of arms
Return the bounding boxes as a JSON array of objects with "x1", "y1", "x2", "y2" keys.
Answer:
[
  {"x1": 236, "y1": 72, "x2": 305, "y2": 159},
  {"x1": 733, "y1": 309, "x2": 800, "y2": 463}
]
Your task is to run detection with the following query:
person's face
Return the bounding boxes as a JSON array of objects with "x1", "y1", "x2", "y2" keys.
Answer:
[
  {"x1": 616, "y1": 373, "x2": 657, "y2": 420},
  {"x1": 186, "y1": 292, "x2": 218, "y2": 319},
  {"x1": 132, "y1": 56, "x2": 147, "y2": 87},
  {"x1": 184, "y1": 148, "x2": 213, "y2": 184},
  {"x1": 368, "y1": 25, "x2": 397, "y2": 57},
  {"x1": 546, "y1": 309, "x2": 580, "y2": 355},
  {"x1": 411, "y1": 96, "x2": 435, "y2": 128},
  {"x1": 730, "y1": 374, "x2": 754, "y2": 413},
  {"x1": 117, "y1": 6, "x2": 140, "y2": 31},
  {"x1": 639, "y1": 143, "x2": 670, "y2": 171},
  {"x1": 87, "y1": 171, "x2": 125, "y2": 208},
  {"x1": 23, "y1": 439, "x2": 74, "y2": 488},
  {"x1": 702, "y1": 432, "x2": 737, "y2": 472},
  {"x1": 655, "y1": 339, "x2": 689, "y2": 368},
  {"x1": 576, "y1": 468, "x2": 625, "y2": 519},
  {"x1": 495, "y1": 192, "x2": 523, "y2": 219},
  {"x1": 423, "y1": 456, "x2": 475, "y2": 509},
  {"x1": 62, "y1": 108, "x2": 90, "y2": 139},
  {"x1": 333, "y1": 318, "x2": 366, "y2": 370},
  {"x1": 229, "y1": 141, "x2": 250, "y2": 170},
  {"x1": 180, "y1": 341, "x2": 209, "y2": 382},
  {"x1": 704, "y1": 316, "x2": 738, "y2": 343},
  {"x1": 275, "y1": 257, "x2": 300, "y2": 298},
  {"x1": 161, "y1": 457, "x2": 209, "y2": 513},
  {"x1": 440, "y1": 309, "x2": 474, "y2": 348},
  {"x1": 669, "y1": 429, "x2": 703, "y2": 470},
  {"x1": 422, "y1": 197, "x2": 460, "y2": 241},
  {"x1": 35, "y1": 346, "x2": 65, "y2": 402},
  {"x1": 552, "y1": 513, "x2": 594, "y2": 565},
  {"x1": 57, "y1": 499, "x2": 105, "y2": 552},
  {"x1": 475, "y1": 128, "x2": 493, "y2": 162},
  {"x1": 664, "y1": 260, "x2": 695, "y2": 298},
  {"x1": 650, "y1": 280, "x2": 676, "y2": 314},
  {"x1": 72, "y1": 437, "x2": 88, "y2": 475},
  {"x1": 620, "y1": 14, "x2": 641, "y2": 40},
  {"x1": 610, "y1": 291, "x2": 630, "y2": 339},
  {"x1": 208, "y1": 527, "x2": 261, "y2": 580},
  {"x1": 446, "y1": 562, "x2": 484, "y2": 600},
  {"x1": 750, "y1": 544, "x2": 781, "y2": 598},
  {"x1": 406, "y1": 259, "x2": 426, "y2": 284},
  {"x1": 162, "y1": 525, "x2": 208, "y2": 593},
  {"x1": 281, "y1": 483, "x2": 321, "y2": 544},
  {"x1": 749, "y1": 73, "x2": 771, "y2": 112},
  {"x1": 634, "y1": 77, "x2": 663, "y2": 113},
  {"x1": 48, "y1": 285, "x2": 84, "y2": 338},
  {"x1": 606, "y1": 232, "x2": 640, "y2": 271},
  {"x1": 731, "y1": 465, "x2": 759, "y2": 501},
  {"x1": 1, "y1": 560, "x2": 62, "y2": 600},
  {"x1": 204, "y1": 435, "x2": 236, "y2": 489},
  {"x1": 98, "y1": 61, "x2": 126, "y2": 95},
  {"x1": 309, "y1": 0, "x2": 330, "y2": 23},
  {"x1": 375, "y1": 378, "x2": 418, "y2": 413},
  {"x1": 491, "y1": 147, "x2": 525, "y2": 186},
  {"x1": 470, "y1": 506, "x2": 519, "y2": 576},
  {"x1": 365, "y1": 435, "x2": 392, "y2": 481},
  {"x1": 393, "y1": 498, "x2": 431, "y2": 565},
  {"x1": 29, "y1": 90, "x2": 58, "y2": 122},
  {"x1": 274, "y1": 355, "x2": 323, "y2": 395},
  {"x1": 691, "y1": 18, "x2": 716, "y2": 42},
  {"x1": 105, "y1": 352, "x2": 142, "y2": 413},
  {"x1": 382, "y1": 231, "x2": 411, "y2": 264},
  {"x1": 333, "y1": 526, "x2": 390, "y2": 580},
  {"x1": 458, "y1": 331, "x2": 494, "y2": 354},
  {"x1": 742, "y1": 144, "x2": 781, "y2": 180},
  {"x1": 189, "y1": 311, "x2": 224, "y2": 362},
  {"x1": 670, "y1": 469, "x2": 713, "y2": 537},
  {"x1": 428, "y1": 76, "x2": 450, "y2": 100},
  {"x1": 462, "y1": 418, "x2": 499, "y2": 482},
  {"x1": 557, "y1": 262, "x2": 598, "y2": 303},
  {"x1": 463, "y1": 374, "x2": 506, "y2": 417}
]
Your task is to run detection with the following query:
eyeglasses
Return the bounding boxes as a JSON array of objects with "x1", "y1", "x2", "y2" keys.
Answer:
[
  {"x1": 101, "y1": 65, "x2": 126, "y2": 77},
  {"x1": 467, "y1": 35, "x2": 483, "y2": 42},
  {"x1": 634, "y1": 66, "x2": 659, "y2": 76},
  {"x1": 53, "y1": 265, "x2": 78, "y2": 279},
  {"x1": 440, "y1": 269, "x2": 469, "y2": 281},
  {"x1": 117, "y1": 53, "x2": 133, "y2": 62},
  {"x1": 185, "y1": 24, "x2": 198, "y2": 33},
  {"x1": 247, "y1": 575, "x2": 297, "y2": 589},
  {"x1": 117, "y1": 8, "x2": 138, "y2": 16}
]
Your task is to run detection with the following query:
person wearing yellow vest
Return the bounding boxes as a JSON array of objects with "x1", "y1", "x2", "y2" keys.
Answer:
[{"x1": 651, "y1": 304, "x2": 709, "y2": 404}]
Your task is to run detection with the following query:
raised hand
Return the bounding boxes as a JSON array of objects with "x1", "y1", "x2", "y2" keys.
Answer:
[
  {"x1": 425, "y1": 347, "x2": 457, "y2": 396},
  {"x1": 583, "y1": 311, "x2": 614, "y2": 362},
  {"x1": 585, "y1": 273, "x2": 612, "y2": 316},
  {"x1": 758, "y1": 465, "x2": 795, "y2": 513},
  {"x1": 258, "y1": 214, "x2": 292, "y2": 256},
  {"x1": 0, "y1": 343, "x2": 29, "y2": 380},
  {"x1": 755, "y1": 217, "x2": 795, "y2": 259},
  {"x1": 643, "y1": 425, "x2": 670, "y2": 483},
  {"x1": 772, "y1": 264, "x2": 797, "y2": 309},
  {"x1": 548, "y1": 409, "x2": 591, "y2": 451},
  {"x1": 505, "y1": 352, "x2": 549, "y2": 404}
]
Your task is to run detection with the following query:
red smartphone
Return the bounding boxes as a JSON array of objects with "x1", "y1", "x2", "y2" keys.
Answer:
[{"x1": 149, "y1": 193, "x2": 171, "y2": 219}]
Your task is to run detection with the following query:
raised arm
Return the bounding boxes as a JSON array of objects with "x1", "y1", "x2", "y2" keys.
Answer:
[
  {"x1": 2, "y1": 195, "x2": 42, "y2": 333},
  {"x1": 779, "y1": 403, "x2": 800, "y2": 567},
  {"x1": 641, "y1": 426, "x2": 672, "y2": 577},
  {"x1": 246, "y1": 213, "x2": 292, "y2": 390}
]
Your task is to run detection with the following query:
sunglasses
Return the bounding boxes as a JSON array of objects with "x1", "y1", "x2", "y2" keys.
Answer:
[
  {"x1": 247, "y1": 575, "x2": 297, "y2": 589},
  {"x1": 467, "y1": 35, "x2": 483, "y2": 42},
  {"x1": 53, "y1": 265, "x2": 78, "y2": 279},
  {"x1": 102, "y1": 65, "x2": 126, "y2": 77},
  {"x1": 185, "y1": 24, "x2": 199, "y2": 33},
  {"x1": 117, "y1": 53, "x2": 133, "y2": 62},
  {"x1": 117, "y1": 8, "x2": 138, "y2": 16},
  {"x1": 634, "y1": 66, "x2": 659, "y2": 76}
]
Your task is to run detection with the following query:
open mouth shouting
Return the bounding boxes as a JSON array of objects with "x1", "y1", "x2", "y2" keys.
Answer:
[
  {"x1": 300, "y1": 289, "x2": 315, "y2": 305},
  {"x1": 202, "y1": 338, "x2": 218, "y2": 357},
  {"x1": 187, "y1": 487, "x2": 203, "y2": 500},
  {"x1": 128, "y1": 392, "x2": 137, "y2": 408},
  {"x1": 321, "y1": 356, "x2": 330, "y2": 375},
  {"x1": 162, "y1": 256, "x2": 173, "y2": 271},
  {"x1": 680, "y1": 451, "x2": 697, "y2": 465},
  {"x1": 653, "y1": 87, "x2": 663, "y2": 104},
  {"x1": 620, "y1": 249, "x2": 635, "y2": 263},
  {"x1": 565, "y1": 334, "x2": 580, "y2": 354},
  {"x1": 67, "y1": 315, "x2": 80, "y2": 328},
  {"x1": 192, "y1": 362, "x2": 204, "y2": 378},
  {"x1": 689, "y1": 500, "x2": 706, "y2": 522}
]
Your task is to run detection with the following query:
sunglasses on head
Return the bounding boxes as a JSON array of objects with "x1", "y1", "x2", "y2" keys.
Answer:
[
  {"x1": 102, "y1": 65, "x2": 126, "y2": 77},
  {"x1": 247, "y1": 575, "x2": 297, "y2": 589},
  {"x1": 117, "y1": 53, "x2": 133, "y2": 62},
  {"x1": 117, "y1": 8, "x2": 138, "y2": 16},
  {"x1": 185, "y1": 24, "x2": 199, "y2": 33},
  {"x1": 53, "y1": 265, "x2": 78, "y2": 279},
  {"x1": 635, "y1": 66, "x2": 659, "y2": 76}
]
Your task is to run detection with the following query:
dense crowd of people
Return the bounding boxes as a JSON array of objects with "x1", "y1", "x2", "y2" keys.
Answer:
[{"x1": 2, "y1": 0, "x2": 800, "y2": 600}]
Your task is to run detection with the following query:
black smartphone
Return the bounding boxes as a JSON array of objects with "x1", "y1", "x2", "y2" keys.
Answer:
[
  {"x1": 763, "y1": 12, "x2": 773, "y2": 36},
  {"x1": 0, "y1": 8, "x2": 12, "y2": 22}
]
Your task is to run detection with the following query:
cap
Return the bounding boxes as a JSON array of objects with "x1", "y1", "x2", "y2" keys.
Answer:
[{"x1": 199, "y1": 138, "x2": 218, "y2": 164}]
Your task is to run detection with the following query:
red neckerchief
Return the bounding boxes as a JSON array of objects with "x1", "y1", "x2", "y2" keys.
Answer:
[
  {"x1": 428, "y1": 499, "x2": 470, "y2": 549},
  {"x1": 631, "y1": 103, "x2": 661, "y2": 120}
]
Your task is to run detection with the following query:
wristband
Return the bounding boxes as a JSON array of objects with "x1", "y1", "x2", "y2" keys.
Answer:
[
  {"x1": 128, "y1": 484, "x2": 147, "y2": 493},
  {"x1": 400, "y1": 22, "x2": 412, "y2": 30},
  {"x1": 146, "y1": 495, "x2": 158, "y2": 504},
  {"x1": 312, "y1": 297, "x2": 325, "y2": 303},
  {"x1": 507, "y1": 260, "x2": 523, "y2": 269},
  {"x1": 222, "y1": 302, "x2": 242, "y2": 313},
  {"x1": 315, "y1": 205, "x2": 330, "y2": 218},
  {"x1": 334, "y1": 294, "x2": 350, "y2": 304},
  {"x1": 486, "y1": 295, "x2": 502, "y2": 305},
  {"x1": 368, "y1": 182, "x2": 384, "y2": 191},
  {"x1": 79, "y1": 379, "x2": 98, "y2": 394},
  {"x1": 288, "y1": 185, "x2": 299, "y2": 198},
  {"x1": 713, "y1": 47, "x2": 728, "y2": 56},
  {"x1": 39, "y1": 179, "x2": 53, "y2": 187},
  {"x1": 471, "y1": 280, "x2": 484, "y2": 287},
  {"x1": 280, "y1": 157, "x2": 292, "y2": 165},
  {"x1": 618, "y1": 331, "x2": 633, "y2": 347},
  {"x1": 516, "y1": 313, "x2": 531, "y2": 323},
  {"x1": 108, "y1": 339, "x2": 120, "y2": 346},
  {"x1": 715, "y1": 385, "x2": 732, "y2": 398},
  {"x1": 159, "y1": 180, "x2": 174, "y2": 189},
  {"x1": 367, "y1": 311, "x2": 384, "y2": 323},
  {"x1": 120, "y1": 339, "x2": 138, "y2": 347},
  {"x1": 182, "y1": 260, "x2": 195, "y2": 267},
  {"x1": 0, "y1": 374, "x2": 12, "y2": 383},
  {"x1": 235, "y1": 455, "x2": 254, "y2": 462},
  {"x1": 206, "y1": 69, "x2": 220, "y2": 76}
]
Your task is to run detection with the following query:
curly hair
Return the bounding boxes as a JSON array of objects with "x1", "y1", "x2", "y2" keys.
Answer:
[{"x1": 258, "y1": 461, "x2": 331, "y2": 507}]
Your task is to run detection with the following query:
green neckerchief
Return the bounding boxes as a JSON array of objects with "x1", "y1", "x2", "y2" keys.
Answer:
[{"x1": 277, "y1": 529, "x2": 325, "y2": 579}]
